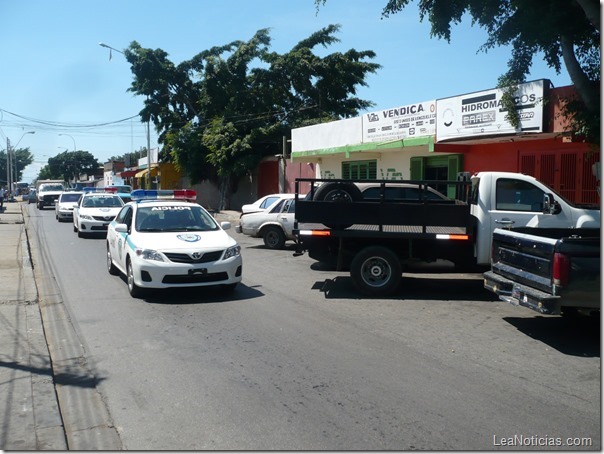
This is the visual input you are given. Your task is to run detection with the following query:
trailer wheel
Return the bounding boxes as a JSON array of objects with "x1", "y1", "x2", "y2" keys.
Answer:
[
  {"x1": 313, "y1": 182, "x2": 362, "y2": 202},
  {"x1": 350, "y1": 246, "x2": 402, "y2": 296},
  {"x1": 313, "y1": 182, "x2": 362, "y2": 229}
]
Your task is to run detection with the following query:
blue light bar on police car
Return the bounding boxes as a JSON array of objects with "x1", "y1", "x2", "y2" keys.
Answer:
[{"x1": 130, "y1": 189, "x2": 197, "y2": 202}]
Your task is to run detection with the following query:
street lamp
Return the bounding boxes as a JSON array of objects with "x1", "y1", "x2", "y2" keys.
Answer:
[
  {"x1": 6, "y1": 130, "x2": 35, "y2": 199},
  {"x1": 58, "y1": 133, "x2": 76, "y2": 152},
  {"x1": 99, "y1": 41, "x2": 153, "y2": 189}
]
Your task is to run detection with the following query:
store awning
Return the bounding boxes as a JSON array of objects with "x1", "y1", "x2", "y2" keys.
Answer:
[
  {"x1": 134, "y1": 166, "x2": 159, "y2": 178},
  {"x1": 119, "y1": 169, "x2": 139, "y2": 178},
  {"x1": 291, "y1": 136, "x2": 435, "y2": 161}
]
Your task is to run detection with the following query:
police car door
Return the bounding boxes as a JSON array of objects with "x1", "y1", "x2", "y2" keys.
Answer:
[{"x1": 111, "y1": 205, "x2": 133, "y2": 271}]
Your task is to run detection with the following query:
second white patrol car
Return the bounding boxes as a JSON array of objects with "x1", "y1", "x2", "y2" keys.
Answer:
[
  {"x1": 106, "y1": 189, "x2": 242, "y2": 298},
  {"x1": 73, "y1": 190, "x2": 125, "y2": 237}
]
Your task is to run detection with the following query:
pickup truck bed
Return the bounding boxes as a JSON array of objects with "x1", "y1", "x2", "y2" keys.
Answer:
[{"x1": 484, "y1": 227, "x2": 600, "y2": 315}]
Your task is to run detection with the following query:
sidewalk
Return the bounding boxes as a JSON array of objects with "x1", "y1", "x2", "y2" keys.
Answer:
[{"x1": 0, "y1": 200, "x2": 67, "y2": 450}]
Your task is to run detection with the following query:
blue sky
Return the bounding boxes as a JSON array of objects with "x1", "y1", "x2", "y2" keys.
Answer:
[{"x1": 0, "y1": 0, "x2": 571, "y2": 183}]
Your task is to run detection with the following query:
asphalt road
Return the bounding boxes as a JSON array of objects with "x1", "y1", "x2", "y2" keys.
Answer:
[{"x1": 27, "y1": 204, "x2": 600, "y2": 450}]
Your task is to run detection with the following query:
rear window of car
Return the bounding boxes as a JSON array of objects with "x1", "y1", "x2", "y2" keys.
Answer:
[
  {"x1": 260, "y1": 196, "x2": 280, "y2": 209},
  {"x1": 60, "y1": 193, "x2": 81, "y2": 202}
]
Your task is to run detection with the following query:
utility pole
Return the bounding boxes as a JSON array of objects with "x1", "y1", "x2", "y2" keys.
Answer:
[{"x1": 5, "y1": 138, "x2": 10, "y2": 193}]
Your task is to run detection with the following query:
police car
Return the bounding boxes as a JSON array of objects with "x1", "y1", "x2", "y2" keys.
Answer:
[
  {"x1": 106, "y1": 189, "x2": 242, "y2": 298},
  {"x1": 73, "y1": 189, "x2": 125, "y2": 237}
]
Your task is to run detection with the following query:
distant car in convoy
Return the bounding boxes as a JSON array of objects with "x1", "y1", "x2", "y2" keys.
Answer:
[
  {"x1": 105, "y1": 185, "x2": 133, "y2": 203},
  {"x1": 27, "y1": 189, "x2": 37, "y2": 204},
  {"x1": 237, "y1": 194, "x2": 300, "y2": 249},
  {"x1": 55, "y1": 191, "x2": 84, "y2": 222},
  {"x1": 240, "y1": 193, "x2": 294, "y2": 215},
  {"x1": 106, "y1": 189, "x2": 242, "y2": 298},
  {"x1": 73, "y1": 191, "x2": 124, "y2": 237}
]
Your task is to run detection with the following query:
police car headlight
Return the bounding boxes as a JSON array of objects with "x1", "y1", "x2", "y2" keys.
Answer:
[
  {"x1": 224, "y1": 245, "x2": 241, "y2": 260},
  {"x1": 81, "y1": 214, "x2": 95, "y2": 220},
  {"x1": 136, "y1": 249, "x2": 165, "y2": 262}
]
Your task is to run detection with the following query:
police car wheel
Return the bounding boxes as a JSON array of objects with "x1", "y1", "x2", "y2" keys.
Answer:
[
  {"x1": 127, "y1": 258, "x2": 144, "y2": 298},
  {"x1": 107, "y1": 245, "x2": 119, "y2": 276}
]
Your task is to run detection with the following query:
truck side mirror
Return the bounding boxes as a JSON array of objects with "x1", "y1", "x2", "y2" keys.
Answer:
[{"x1": 543, "y1": 193, "x2": 561, "y2": 215}]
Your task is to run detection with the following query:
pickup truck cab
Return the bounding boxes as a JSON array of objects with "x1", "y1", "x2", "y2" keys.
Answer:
[
  {"x1": 294, "y1": 171, "x2": 600, "y2": 296},
  {"x1": 470, "y1": 172, "x2": 600, "y2": 264}
]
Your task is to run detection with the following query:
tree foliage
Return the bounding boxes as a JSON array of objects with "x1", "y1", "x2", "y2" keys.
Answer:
[
  {"x1": 0, "y1": 147, "x2": 34, "y2": 183},
  {"x1": 122, "y1": 25, "x2": 380, "y2": 209},
  {"x1": 317, "y1": 0, "x2": 600, "y2": 144},
  {"x1": 38, "y1": 151, "x2": 99, "y2": 182}
]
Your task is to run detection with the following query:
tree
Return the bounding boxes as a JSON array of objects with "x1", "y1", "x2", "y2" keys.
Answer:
[
  {"x1": 38, "y1": 151, "x2": 100, "y2": 182},
  {"x1": 316, "y1": 0, "x2": 600, "y2": 144},
  {"x1": 0, "y1": 147, "x2": 34, "y2": 183},
  {"x1": 122, "y1": 25, "x2": 380, "y2": 209}
]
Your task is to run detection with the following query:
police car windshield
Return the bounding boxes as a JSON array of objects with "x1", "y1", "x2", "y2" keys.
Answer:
[
  {"x1": 135, "y1": 205, "x2": 219, "y2": 232},
  {"x1": 82, "y1": 195, "x2": 122, "y2": 208}
]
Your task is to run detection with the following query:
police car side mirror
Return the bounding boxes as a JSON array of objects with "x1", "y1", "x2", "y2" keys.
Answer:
[
  {"x1": 220, "y1": 221, "x2": 231, "y2": 230},
  {"x1": 115, "y1": 223, "x2": 129, "y2": 233}
]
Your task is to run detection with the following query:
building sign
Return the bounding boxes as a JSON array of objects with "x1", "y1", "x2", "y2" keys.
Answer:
[
  {"x1": 436, "y1": 80, "x2": 545, "y2": 142},
  {"x1": 362, "y1": 101, "x2": 436, "y2": 143}
]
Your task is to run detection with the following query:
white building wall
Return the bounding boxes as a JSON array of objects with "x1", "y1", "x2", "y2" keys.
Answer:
[
  {"x1": 292, "y1": 117, "x2": 362, "y2": 152},
  {"x1": 314, "y1": 147, "x2": 434, "y2": 180}
]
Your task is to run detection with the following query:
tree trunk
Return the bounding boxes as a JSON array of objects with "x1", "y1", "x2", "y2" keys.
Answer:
[
  {"x1": 574, "y1": 0, "x2": 600, "y2": 31},
  {"x1": 560, "y1": 36, "x2": 599, "y2": 113},
  {"x1": 218, "y1": 175, "x2": 231, "y2": 211}
]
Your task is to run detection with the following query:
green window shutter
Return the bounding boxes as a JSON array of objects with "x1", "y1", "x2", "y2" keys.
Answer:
[
  {"x1": 342, "y1": 160, "x2": 377, "y2": 180},
  {"x1": 410, "y1": 157, "x2": 425, "y2": 180},
  {"x1": 447, "y1": 154, "x2": 463, "y2": 179},
  {"x1": 445, "y1": 154, "x2": 464, "y2": 198}
]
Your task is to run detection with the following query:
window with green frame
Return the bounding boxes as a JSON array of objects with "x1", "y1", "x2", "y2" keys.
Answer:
[
  {"x1": 410, "y1": 154, "x2": 463, "y2": 198},
  {"x1": 342, "y1": 160, "x2": 377, "y2": 179}
]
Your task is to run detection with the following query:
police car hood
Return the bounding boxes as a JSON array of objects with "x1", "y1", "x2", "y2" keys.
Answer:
[
  {"x1": 80, "y1": 207, "x2": 122, "y2": 217},
  {"x1": 134, "y1": 229, "x2": 237, "y2": 252}
]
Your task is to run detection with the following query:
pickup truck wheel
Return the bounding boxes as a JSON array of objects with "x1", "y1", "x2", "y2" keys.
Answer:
[
  {"x1": 37, "y1": 201, "x2": 43, "y2": 210},
  {"x1": 127, "y1": 258, "x2": 144, "y2": 298},
  {"x1": 351, "y1": 246, "x2": 402, "y2": 296},
  {"x1": 106, "y1": 244, "x2": 119, "y2": 276},
  {"x1": 263, "y1": 226, "x2": 286, "y2": 249}
]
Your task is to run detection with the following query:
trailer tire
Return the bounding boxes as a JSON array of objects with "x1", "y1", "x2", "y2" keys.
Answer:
[
  {"x1": 350, "y1": 246, "x2": 402, "y2": 296},
  {"x1": 313, "y1": 182, "x2": 362, "y2": 203},
  {"x1": 313, "y1": 182, "x2": 362, "y2": 229}
]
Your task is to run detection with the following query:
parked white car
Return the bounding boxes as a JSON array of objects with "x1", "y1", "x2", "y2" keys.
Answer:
[
  {"x1": 106, "y1": 189, "x2": 242, "y2": 298},
  {"x1": 237, "y1": 196, "x2": 298, "y2": 249},
  {"x1": 55, "y1": 191, "x2": 83, "y2": 222},
  {"x1": 73, "y1": 192, "x2": 124, "y2": 237},
  {"x1": 241, "y1": 193, "x2": 295, "y2": 214}
]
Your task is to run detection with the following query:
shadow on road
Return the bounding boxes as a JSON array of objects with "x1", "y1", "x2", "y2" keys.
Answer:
[
  {"x1": 313, "y1": 274, "x2": 496, "y2": 302},
  {"x1": 503, "y1": 316, "x2": 600, "y2": 357},
  {"x1": 140, "y1": 282, "x2": 264, "y2": 305}
]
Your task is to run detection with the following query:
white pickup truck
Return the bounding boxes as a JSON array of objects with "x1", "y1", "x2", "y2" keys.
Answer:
[
  {"x1": 36, "y1": 180, "x2": 66, "y2": 210},
  {"x1": 293, "y1": 171, "x2": 600, "y2": 296}
]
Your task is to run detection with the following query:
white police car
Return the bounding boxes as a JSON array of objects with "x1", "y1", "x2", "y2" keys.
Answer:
[
  {"x1": 73, "y1": 189, "x2": 125, "y2": 237},
  {"x1": 106, "y1": 189, "x2": 242, "y2": 298}
]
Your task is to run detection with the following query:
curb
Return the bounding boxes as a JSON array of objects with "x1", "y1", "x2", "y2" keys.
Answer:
[{"x1": 23, "y1": 204, "x2": 123, "y2": 450}]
